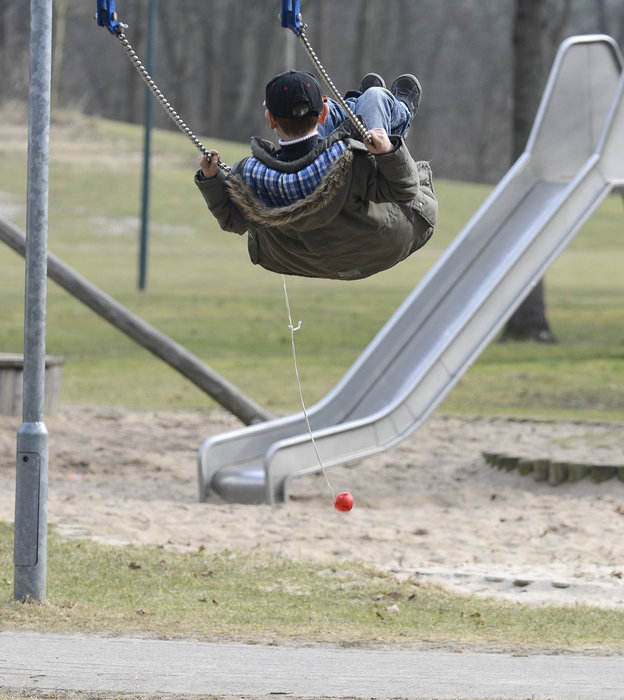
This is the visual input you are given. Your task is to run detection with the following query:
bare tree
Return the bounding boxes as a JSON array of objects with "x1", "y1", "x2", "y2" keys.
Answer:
[
  {"x1": 0, "y1": 3, "x2": 29, "y2": 103},
  {"x1": 500, "y1": 0, "x2": 556, "y2": 343},
  {"x1": 3, "y1": 0, "x2": 619, "y2": 179},
  {"x1": 198, "y1": 0, "x2": 224, "y2": 137},
  {"x1": 354, "y1": 0, "x2": 376, "y2": 83},
  {"x1": 310, "y1": 0, "x2": 330, "y2": 75},
  {"x1": 51, "y1": 0, "x2": 70, "y2": 111}
]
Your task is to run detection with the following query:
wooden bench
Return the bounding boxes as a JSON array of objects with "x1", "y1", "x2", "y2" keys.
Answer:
[{"x1": 0, "y1": 353, "x2": 65, "y2": 416}]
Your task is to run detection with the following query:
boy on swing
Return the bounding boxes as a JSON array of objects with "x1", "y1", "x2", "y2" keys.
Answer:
[{"x1": 195, "y1": 71, "x2": 437, "y2": 280}]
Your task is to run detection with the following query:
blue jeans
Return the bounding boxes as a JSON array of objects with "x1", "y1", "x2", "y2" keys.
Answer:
[{"x1": 318, "y1": 87, "x2": 412, "y2": 138}]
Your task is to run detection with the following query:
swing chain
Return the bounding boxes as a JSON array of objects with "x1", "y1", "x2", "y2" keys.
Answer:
[
  {"x1": 100, "y1": 1, "x2": 369, "y2": 169},
  {"x1": 115, "y1": 28, "x2": 230, "y2": 172},
  {"x1": 295, "y1": 25, "x2": 371, "y2": 143}
]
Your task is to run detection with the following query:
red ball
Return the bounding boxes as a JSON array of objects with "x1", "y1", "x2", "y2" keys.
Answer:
[{"x1": 334, "y1": 491, "x2": 354, "y2": 512}]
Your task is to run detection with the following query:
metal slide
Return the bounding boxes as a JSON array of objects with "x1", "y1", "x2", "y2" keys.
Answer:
[{"x1": 198, "y1": 35, "x2": 624, "y2": 505}]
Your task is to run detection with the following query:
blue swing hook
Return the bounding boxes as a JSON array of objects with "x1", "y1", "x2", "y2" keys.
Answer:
[
  {"x1": 96, "y1": 0, "x2": 123, "y2": 35},
  {"x1": 281, "y1": 0, "x2": 303, "y2": 35}
]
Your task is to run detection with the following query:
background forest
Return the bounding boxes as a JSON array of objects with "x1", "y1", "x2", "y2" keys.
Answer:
[{"x1": 2, "y1": 0, "x2": 624, "y2": 184}]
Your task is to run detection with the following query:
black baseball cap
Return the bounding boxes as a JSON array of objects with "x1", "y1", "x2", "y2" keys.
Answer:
[{"x1": 265, "y1": 70, "x2": 323, "y2": 119}]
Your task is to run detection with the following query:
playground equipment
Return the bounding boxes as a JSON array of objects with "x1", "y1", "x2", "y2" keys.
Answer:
[
  {"x1": 0, "y1": 217, "x2": 270, "y2": 426},
  {"x1": 96, "y1": 0, "x2": 372, "y2": 170},
  {"x1": 197, "y1": 34, "x2": 624, "y2": 505}
]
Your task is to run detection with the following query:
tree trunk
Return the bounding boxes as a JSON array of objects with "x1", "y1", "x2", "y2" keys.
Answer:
[
  {"x1": 501, "y1": 0, "x2": 556, "y2": 343},
  {"x1": 354, "y1": 0, "x2": 376, "y2": 86},
  {"x1": 501, "y1": 280, "x2": 556, "y2": 343},
  {"x1": 51, "y1": 0, "x2": 70, "y2": 112},
  {"x1": 0, "y1": 4, "x2": 29, "y2": 101}
]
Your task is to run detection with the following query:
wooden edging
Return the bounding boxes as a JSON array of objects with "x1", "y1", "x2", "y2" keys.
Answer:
[{"x1": 482, "y1": 451, "x2": 624, "y2": 486}]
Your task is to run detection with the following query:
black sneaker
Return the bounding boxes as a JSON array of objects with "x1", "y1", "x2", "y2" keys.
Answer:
[
  {"x1": 390, "y1": 74, "x2": 422, "y2": 115},
  {"x1": 359, "y1": 72, "x2": 385, "y2": 92}
]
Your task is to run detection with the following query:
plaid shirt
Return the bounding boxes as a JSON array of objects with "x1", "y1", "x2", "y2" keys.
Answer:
[{"x1": 241, "y1": 141, "x2": 348, "y2": 208}]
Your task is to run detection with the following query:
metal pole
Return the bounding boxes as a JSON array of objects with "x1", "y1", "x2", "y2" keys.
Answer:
[
  {"x1": 0, "y1": 218, "x2": 272, "y2": 426},
  {"x1": 138, "y1": 0, "x2": 157, "y2": 291},
  {"x1": 14, "y1": 0, "x2": 52, "y2": 601}
]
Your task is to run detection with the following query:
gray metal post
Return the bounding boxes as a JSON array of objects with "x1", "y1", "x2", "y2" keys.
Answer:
[
  {"x1": 14, "y1": 0, "x2": 52, "y2": 602},
  {"x1": 138, "y1": 0, "x2": 158, "y2": 291}
]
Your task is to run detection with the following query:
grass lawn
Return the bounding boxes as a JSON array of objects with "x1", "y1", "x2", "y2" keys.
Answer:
[
  {"x1": 0, "y1": 109, "x2": 622, "y2": 419},
  {"x1": 1, "y1": 110, "x2": 623, "y2": 673},
  {"x1": 2, "y1": 523, "x2": 623, "y2": 652}
]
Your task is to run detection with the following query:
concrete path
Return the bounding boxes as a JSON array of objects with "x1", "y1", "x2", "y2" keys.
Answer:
[{"x1": 2, "y1": 632, "x2": 624, "y2": 699}]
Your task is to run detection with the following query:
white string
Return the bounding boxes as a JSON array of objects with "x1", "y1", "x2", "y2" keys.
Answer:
[{"x1": 281, "y1": 275, "x2": 335, "y2": 501}]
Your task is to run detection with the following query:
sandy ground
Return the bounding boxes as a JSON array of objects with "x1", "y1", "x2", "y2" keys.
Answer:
[{"x1": 1, "y1": 406, "x2": 623, "y2": 609}]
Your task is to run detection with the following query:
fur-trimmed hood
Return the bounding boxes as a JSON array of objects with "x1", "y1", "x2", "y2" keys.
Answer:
[
  {"x1": 225, "y1": 136, "x2": 355, "y2": 230},
  {"x1": 195, "y1": 121, "x2": 437, "y2": 280}
]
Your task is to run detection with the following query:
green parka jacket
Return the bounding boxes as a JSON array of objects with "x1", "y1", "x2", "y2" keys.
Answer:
[{"x1": 195, "y1": 121, "x2": 437, "y2": 280}]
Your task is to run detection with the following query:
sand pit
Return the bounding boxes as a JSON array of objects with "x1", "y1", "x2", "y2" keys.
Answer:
[{"x1": 1, "y1": 406, "x2": 623, "y2": 608}]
